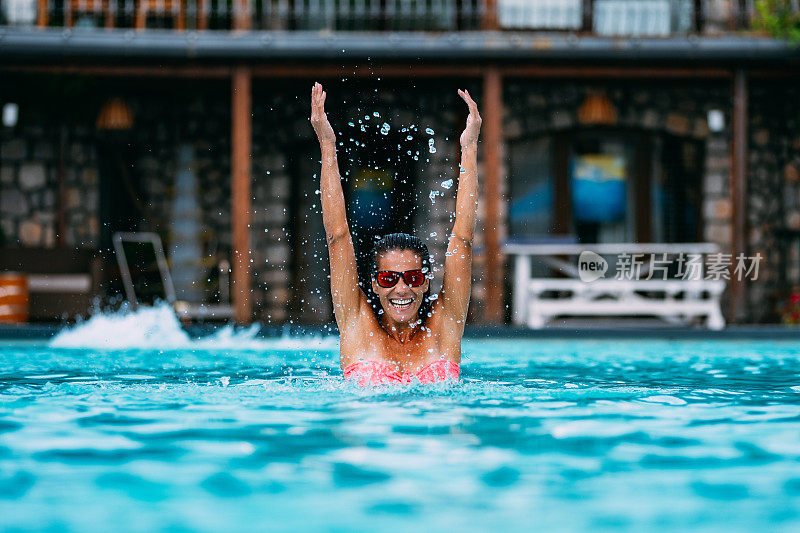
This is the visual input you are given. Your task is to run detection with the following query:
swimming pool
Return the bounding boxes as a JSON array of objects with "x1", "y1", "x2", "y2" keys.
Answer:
[{"x1": 1, "y1": 309, "x2": 800, "y2": 532}]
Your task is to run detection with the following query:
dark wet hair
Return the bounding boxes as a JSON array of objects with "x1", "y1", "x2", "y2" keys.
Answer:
[{"x1": 368, "y1": 233, "x2": 433, "y2": 326}]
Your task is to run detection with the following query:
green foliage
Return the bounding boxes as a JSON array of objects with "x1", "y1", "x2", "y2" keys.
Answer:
[
  {"x1": 782, "y1": 291, "x2": 800, "y2": 324},
  {"x1": 754, "y1": 0, "x2": 800, "y2": 42}
]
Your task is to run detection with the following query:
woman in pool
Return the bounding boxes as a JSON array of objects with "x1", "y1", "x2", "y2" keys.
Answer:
[{"x1": 310, "y1": 82, "x2": 481, "y2": 385}]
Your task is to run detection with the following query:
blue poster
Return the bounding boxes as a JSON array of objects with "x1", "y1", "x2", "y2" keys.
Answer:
[
  {"x1": 571, "y1": 154, "x2": 626, "y2": 223},
  {"x1": 349, "y1": 168, "x2": 393, "y2": 231}
]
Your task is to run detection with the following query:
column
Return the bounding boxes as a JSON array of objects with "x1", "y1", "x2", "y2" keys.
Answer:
[
  {"x1": 483, "y1": 66, "x2": 504, "y2": 323},
  {"x1": 730, "y1": 68, "x2": 748, "y2": 322},
  {"x1": 232, "y1": 66, "x2": 253, "y2": 323}
]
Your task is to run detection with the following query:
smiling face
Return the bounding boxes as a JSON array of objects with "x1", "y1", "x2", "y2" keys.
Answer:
[{"x1": 371, "y1": 249, "x2": 430, "y2": 327}]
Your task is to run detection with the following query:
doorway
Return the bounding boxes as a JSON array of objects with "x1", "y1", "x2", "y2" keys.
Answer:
[{"x1": 508, "y1": 128, "x2": 704, "y2": 244}]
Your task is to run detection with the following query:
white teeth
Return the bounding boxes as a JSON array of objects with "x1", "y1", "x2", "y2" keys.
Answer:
[{"x1": 389, "y1": 298, "x2": 413, "y2": 309}]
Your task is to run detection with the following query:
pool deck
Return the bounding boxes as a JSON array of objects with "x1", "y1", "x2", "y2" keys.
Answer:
[{"x1": 2, "y1": 320, "x2": 800, "y2": 341}]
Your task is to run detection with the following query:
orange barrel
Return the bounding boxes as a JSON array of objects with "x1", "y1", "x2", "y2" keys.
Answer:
[{"x1": 0, "y1": 272, "x2": 29, "y2": 323}]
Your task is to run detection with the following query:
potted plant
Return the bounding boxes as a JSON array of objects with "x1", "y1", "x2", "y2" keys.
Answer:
[{"x1": 781, "y1": 290, "x2": 800, "y2": 325}]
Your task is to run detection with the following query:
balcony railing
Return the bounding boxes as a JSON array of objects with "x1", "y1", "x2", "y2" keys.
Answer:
[{"x1": 0, "y1": 0, "x2": 793, "y2": 35}]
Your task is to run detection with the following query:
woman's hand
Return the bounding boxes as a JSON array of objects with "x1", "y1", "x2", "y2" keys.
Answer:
[
  {"x1": 458, "y1": 89, "x2": 482, "y2": 148},
  {"x1": 310, "y1": 82, "x2": 336, "y2": 146}
]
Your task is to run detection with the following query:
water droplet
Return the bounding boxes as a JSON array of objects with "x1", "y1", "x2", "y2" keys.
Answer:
[
  {"x1": 380, "y1": 123, "x2": 390, "y2": 135},
  {"x1": 440, "y1": 179, "x2": 453, "y2": 189},
  {"x1": 373, "y1": 111, "x2": 380, "y2": 117},
  {"x1": 425, "y1": 128, "x2": 435, "y2": 135}
]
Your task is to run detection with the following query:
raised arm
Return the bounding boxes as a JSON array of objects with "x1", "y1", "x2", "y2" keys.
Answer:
[
  {"x1": 310, "y1": 83, "x2": 363, "y2": 330},
  {"x1": 439, "y1": 89, "x2": 482, "y2": 327}
]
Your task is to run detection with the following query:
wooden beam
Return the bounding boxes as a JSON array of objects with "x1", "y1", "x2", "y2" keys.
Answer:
[
  {"x1": 37, "y1": 0, "x2": 48, "y2": 27},
  {"x1": 749, "y1": 69, "x2": 800, "y2": 79},
  {"x1": 251, "y1": 65, "x2": 485, "y2": 78},
  {"x1": 231, "y1": 65, "x2": 253, "y2": 324},
  {"x1": 233, "y1": 0, "x2": 251, "y2": 31},
  {"x1": 482, "y1": 0, "x2": 499, "y2": 30},
  {"x1": 730, "y1": 68, "x2": 748, "y2": 323},
  {"x1": 1, "y1": 63, "x2": 736, "y2": 80},
  {"x1": 135, "y1": 2, "x2": 145, "y2": 30},
  {"x1": 0, "y1": 65, "x2": 232, "y2": 78},
  {"x1": 254, "y1": 65, "x2": 733, "y2": 80},
  {"x1": 503, "y1": 66, "x2": 732, "y2": 79},
  {"x1": 482, "y1": 66, "x2": 504, "y2": 323},
  {"x1": 198, "y1": 0, "x2": 209, "y2": 30}
]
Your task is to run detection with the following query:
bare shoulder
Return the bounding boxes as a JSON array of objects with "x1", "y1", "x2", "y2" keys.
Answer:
[
  {"x1": 338, "y1": 298, "x2": 383, "y2": 368},
  {"x1": 423, "y1": 297, "x2": 464, "y2": 362}
]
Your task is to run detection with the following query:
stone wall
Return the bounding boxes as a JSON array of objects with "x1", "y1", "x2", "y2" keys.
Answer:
[
  {"x1": 748, "y1": 82, "x2": 800, "y2": 322},
  {"x1": 0, "y1": 126, "x2": 99, "y2": 249}
]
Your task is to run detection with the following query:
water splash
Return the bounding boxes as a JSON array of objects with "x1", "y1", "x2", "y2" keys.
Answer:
[
  {"x1": 50, "y1": 304, "x2": 191, "y2": 349},
  {"x1": 49, "y1": 303, "x2": 338, "y2": 351}
]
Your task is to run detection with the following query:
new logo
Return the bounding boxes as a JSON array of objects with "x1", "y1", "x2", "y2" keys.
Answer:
[{"x1": 578, "y1": 251, "x2": 607, "y2": 282}]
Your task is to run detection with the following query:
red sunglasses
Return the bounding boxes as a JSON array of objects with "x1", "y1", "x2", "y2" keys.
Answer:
[{"x1": 374, "y1": 269, "x2": 427, "y2": 288}]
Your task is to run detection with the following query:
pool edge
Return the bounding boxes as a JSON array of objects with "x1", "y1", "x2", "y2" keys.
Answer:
[{"x1": 2, "y1": 322, "x2": 800, "y2": 341}]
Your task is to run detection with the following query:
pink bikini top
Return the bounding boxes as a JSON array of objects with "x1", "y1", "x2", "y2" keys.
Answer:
[{"x1": 343, "y1": 359, "x2": 460, "y2": 386}]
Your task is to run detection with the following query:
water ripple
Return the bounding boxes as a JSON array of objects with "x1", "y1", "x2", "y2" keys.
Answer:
[{"x1": 2, "y1": 337, "x2": 800, "y2": 532}]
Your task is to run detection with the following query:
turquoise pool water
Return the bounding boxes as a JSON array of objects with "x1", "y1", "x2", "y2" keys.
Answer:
[{"x1": 1, "y1": 309, "x2": 800, "y2": 532}]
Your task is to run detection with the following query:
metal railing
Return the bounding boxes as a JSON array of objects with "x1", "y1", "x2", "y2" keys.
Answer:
[{"x1": 0, "y1": 0, "x2": 794, "y2": 34}]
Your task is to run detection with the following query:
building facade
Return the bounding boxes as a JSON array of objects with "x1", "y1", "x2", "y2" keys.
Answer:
[{"x1": 1, "y1": 1, "x2": 799, "y2": 324}]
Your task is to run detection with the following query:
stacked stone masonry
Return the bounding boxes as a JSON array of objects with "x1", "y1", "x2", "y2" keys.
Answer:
[
  {"x1": 0, "y1": 129, "x2": 99, "y2": 249},
  {"x1": 748, "y1": 82, "x2": 800, "y2": 322}
]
